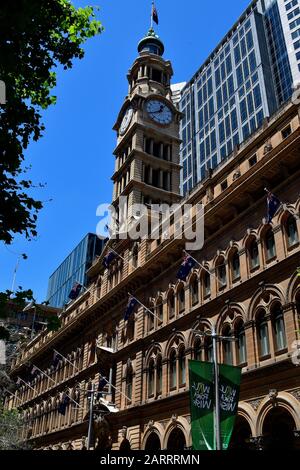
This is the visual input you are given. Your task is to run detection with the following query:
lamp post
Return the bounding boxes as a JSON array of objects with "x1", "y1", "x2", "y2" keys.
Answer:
[{"x1": 193, "y1": 323, "x2": 237, "y2": 451}]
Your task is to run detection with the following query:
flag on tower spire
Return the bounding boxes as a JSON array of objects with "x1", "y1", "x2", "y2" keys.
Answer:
[{"x1": 152, "y1": 2, "x2": 159, "y2": 26}]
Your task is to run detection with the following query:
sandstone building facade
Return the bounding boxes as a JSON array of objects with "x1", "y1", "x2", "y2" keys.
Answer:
[{"x1": 6, "y1": 29, "x2": 300, "y2": 451}]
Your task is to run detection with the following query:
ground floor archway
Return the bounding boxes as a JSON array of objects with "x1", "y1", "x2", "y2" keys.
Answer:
[
  {"x1": 144, "y1": 432, "x2": 161, "y2": 451},
  {"x1": 166, "y1": 428, "x2": 186, "y2": 451},
  {"x1": 262, "y1": 407, "x2": 296, "y2": 450},
  {"x1": 229, "y1": 415, "x2": 252, "y2": 450}
]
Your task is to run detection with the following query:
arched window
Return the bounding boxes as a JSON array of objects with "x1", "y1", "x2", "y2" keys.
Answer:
[
  {"x1": 168, "y1": 290, "x2": 175, "y2": 318},
  {"x1": 190, "y1": 275, "x2": 199, "y2": 306},
  {"x1": 156, "y1": 297, "x2": 163, "y2": 324},
  {"x1": 194, "y1": 338, "x2": 202, "y2": 361},
  {"x1": 248, "y1": 238, "x2": 259, "y2": 270},
  {"x1": 286, "y1": 215, "x2": 298, "y2": 247},
  {"x1": 235, "y1": 321, "x2": 247, "y2": 365},
  {"x1": 204, "y1": 336, "x2": 213, "y2": 362},
  {"x1": 126, "y1": 364, "x2": 133, "y2": 403},
  {"x1": 265, "y1": 228, "x2": 276, "y2": 261},
  {"x1": 256, "y1": 310, "x2": 270, "y2": 358},
  {"x1": 231, "y1": 251, "x2": 240, "y2": 281},
  {"x1": 178, "y1": 347, "x2": 186, "y2": 386},
  {"x1": 178, "y1": 285, "x2": 185, "y2": 314},
  {"x1": 148, "y1": 360, "x2": 155, "y2": 397},
  {"x1": 203, "y1": 270, "x2": 211, "y2": 297},
  {"x1": 216, "y1": 257, "x2": 227, "y2": 289},
  {"x1": 169, "y1": 350, "x2": 177, "y2": 390},
  {"x1": 271, "y1": 304, "x2": 287, "y2": 352},
  {"x1": 222, "y1": 325, "x2": 233, "y2": 365},
  {"x1": 132, "y1": 244, "x2": 139, "y2": 268},
  {"x1": 156, "y1": 356, "x2": 162, "y2": 395}
]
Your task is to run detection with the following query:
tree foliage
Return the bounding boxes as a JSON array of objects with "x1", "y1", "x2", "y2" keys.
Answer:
[{"x1": 0, "y1": 0, "x2": 103, "y2": 243}]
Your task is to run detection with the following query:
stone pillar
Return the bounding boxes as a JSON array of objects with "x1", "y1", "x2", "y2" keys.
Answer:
[
  {"x1": 244, "y1": 320, "x2": 256, "y2": 366},
  {"x1": 159, "y1": 170, "x2": 163, "y2": 189},
  {"x1": 161, "y1": 359, "x2": 168, "y2": 399}
]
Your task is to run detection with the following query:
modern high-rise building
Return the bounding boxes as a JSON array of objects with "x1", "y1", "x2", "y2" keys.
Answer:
[
  {"x1": 180, "y1": 0, "x2": 300, "y2": 194},
  {"x1": 46, "y1": 233, "x2": 105, "y2": 308}
]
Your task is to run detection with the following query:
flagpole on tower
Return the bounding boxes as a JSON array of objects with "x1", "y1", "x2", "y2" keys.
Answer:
[{"x1": 151, "y1": 1, "x2": 154, "y2": 29}]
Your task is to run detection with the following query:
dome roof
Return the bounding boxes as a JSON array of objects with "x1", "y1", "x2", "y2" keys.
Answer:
[{"x1": 137, "y1": 28, "x2": 164, "y2": 56}]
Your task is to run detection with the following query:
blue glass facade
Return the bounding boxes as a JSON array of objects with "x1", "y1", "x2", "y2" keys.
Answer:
[
  {"x1": 46, "y1": 234, "x2": 105, "y2": 308},
  {"x1": 180, "y1": 0, "x2": 299, "y2": 194}
]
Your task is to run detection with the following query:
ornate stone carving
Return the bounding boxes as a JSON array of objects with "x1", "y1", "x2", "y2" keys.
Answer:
[
  {"x1": 290, "y1": 389, "x2": 300, "y2": 402},
  {"x1": 248, "y1": 398, "x2": 262, "y2": 411}
]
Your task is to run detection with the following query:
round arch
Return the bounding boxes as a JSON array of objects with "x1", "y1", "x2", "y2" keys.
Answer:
[
  {"x1": 163, "y1": 416, "x2": 190, "y2": 450},
  {"x1": 256, "y1": 392, "x2": 300, "y2": 436}
]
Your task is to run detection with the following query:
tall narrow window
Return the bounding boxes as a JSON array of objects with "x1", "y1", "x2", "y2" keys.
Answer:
[
  {"x1": 178, "y1": 348, "x2": 186, "y2": 386},
  {"x1": 148, "y1": 305, "x2": 155, "y2": 331},
  {"x1": 257, "y1": 311, "x2": 270, "y2": 358},
  {"x1": 194, "y1": 338, "x2": 202, "y2": 361},
  {"x1": 126, "y1": 365, "x2": 133, "y2": 403},
  {"x1": 203, "y1": 270, "x2": 211, "y2": 297},
  {"x1": 286, "y1": 215, "x2": 298, "y2": 247},
  {"x1": 169, "y1": 350, "x2": 177, "y2": 390},
  {"x1": 216, "y1": 258, "x2": 227, "y2": 289},
  {"x1": 248, "y1": 239, "x2": 259, "y2": 269},
  {"x1": 132, "y1": 244, "x2": 139, "y2": 268},
  {"x1": 156, "y1": 356, "x2": 162, "y2": 395},
  {"x1": 265, "y1": 229, "x2": 276, "y2": 261},
  {"x1": 231, "y1": 251, "x2": 240, "y2": 281},
  {"x1": 272, "y1": 305, "x2": 287, "y2": 352},
  {"x1": 205, "y1": 337, "x2": 213, "y2": 362},
  {"x1": 190, "y1": 276, "x2": 199, "y2": 305},
  {"x1": 178, "y1": 285, "x2": 185, "y2": 313},
  {"x1": 235, "y1": 322, "x2": 247, "y2": 365},
  {"x1": 148, "y1": 360, "x2": 155, "y2": 397},
  {"x1": 168, "y1": 291, "x2": 175, "y2": 318},
  {"x1": 222, "y1": 326, "x2": 233, "y2": 364},
  {"x1": 156, "y1": 298, "x2": 163, "y2": 323}
]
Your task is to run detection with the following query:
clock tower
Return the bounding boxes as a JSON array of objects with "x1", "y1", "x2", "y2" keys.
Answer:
[{"x1": 112, "y1": 28, "x2": 182, "y2": 231}]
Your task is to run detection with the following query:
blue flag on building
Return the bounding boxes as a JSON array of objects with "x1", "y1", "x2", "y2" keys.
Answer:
[
  {"x1": 58, "y1": 394, "x2": 70, "y2": 415},
  {"x1": 267, "y1": 192, "x2": 281, "y2": 223},
  {"x1": 103, "y1": 251, "x2": 117, "y2": 269},
  {"x1": 68, "y1": 282, "x2": 82, "y2": 300},
  {"x1": 124, "y1": 297, "x2": 139, "y2": 321},
  {"x1": 177, "y1": 255, "x2": 197, "y2": 281},
  {"x1": 152, "y1": 3, "x2": 159, "y2": 25}
]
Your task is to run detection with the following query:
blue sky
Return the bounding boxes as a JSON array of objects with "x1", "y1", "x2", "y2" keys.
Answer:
[{"x1": 0, "y1": 0, "x2": 250, "y2": 301}]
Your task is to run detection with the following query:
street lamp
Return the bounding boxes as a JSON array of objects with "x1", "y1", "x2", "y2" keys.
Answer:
[{"x1": 192, "y1": 323, "x2": 237, "y2": 451}]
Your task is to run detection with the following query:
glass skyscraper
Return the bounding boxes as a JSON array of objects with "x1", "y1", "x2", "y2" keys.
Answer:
[
  {"x1": 180, "y1": 0, "x2": 300, "y2": 195},
  {"x1": 46, "y1": 233, "x2": 105, "y2": 308}
]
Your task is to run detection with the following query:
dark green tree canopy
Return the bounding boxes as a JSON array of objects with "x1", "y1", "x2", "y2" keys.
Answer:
[{"x1": 0, "y1": 0, "x2": 103, "y2": 243}]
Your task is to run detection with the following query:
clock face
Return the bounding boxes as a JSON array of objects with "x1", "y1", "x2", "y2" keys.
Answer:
[
  {"x1": 146, "y1": 100, "x2": 173, "y2": 125},
  {"x1": 120, "y1": 107, "x2": 133, "y2": 135}
]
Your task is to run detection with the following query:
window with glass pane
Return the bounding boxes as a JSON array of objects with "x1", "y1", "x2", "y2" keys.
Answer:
[
  {"x1": 148, "y1": 361, "x2": 155, "y2": 397},
  {"x1": 168, "y1": 292, "x2": 175, "y2": 318},
  {"x1": 178, "y1": 286, "x2": 185, "y2": 313},
  {"x1": 231, "y1": 251, "x2": 240, "y2": 280},
  {"x1": 249, "y1": 239, "x2": 259, "y2": 269},
  {"x1": 223, "y1": 328, "x2": 233, "y2": 364},
  {"x1": 236, "y1": 323, "x2": 247, "y2": 364},
  {"x1": 148, "y1": 307, "x2": 155, "y2": 330},
  {"x1": 194, "y1": 339, "x2": 202, "y2": 361},
  {"x1": 203, "y1": 271, "x2": 211, "y2": 297},
  {"x1": 126, "y1": 369, "x2": 133, "y2": 402},
  {"x1": 157, "y1": 299, "x2": 163, "y2": 323},
  {"x1": 169, "y1": 351, "x2": 177, "y2": 389},
  {"x1": 217, "y1": 260, "x2": 227, "y2": 288},
  {"x1": 191, "y1": 277, "x2": 199, "y2": 305},
  {"x1": 205, "y1": 337, "x2": 213, "y2": 362},
  {"x1": 257, "y1": 314, "x2": 270, "y2": 357},
  {"x1": 272, "y1": 306, "x2": 287, "y2": 352},
  {"x1": 178, "y1": 348, "x2": 186, "y2": 386},
  {"x1": 265, "y1": 229, "x2": 276, "y2": 260},
  {"x1": 286, "y1": 216, "x2": 299, "y2": 247},
  {"x1": 156, "y1": 357, "x2": 162, "y2": 394}
]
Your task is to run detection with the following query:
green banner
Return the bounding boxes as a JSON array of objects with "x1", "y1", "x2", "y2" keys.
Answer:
[{"x1": 189, "y1": 361, "x2": 242, "y2": 451}]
